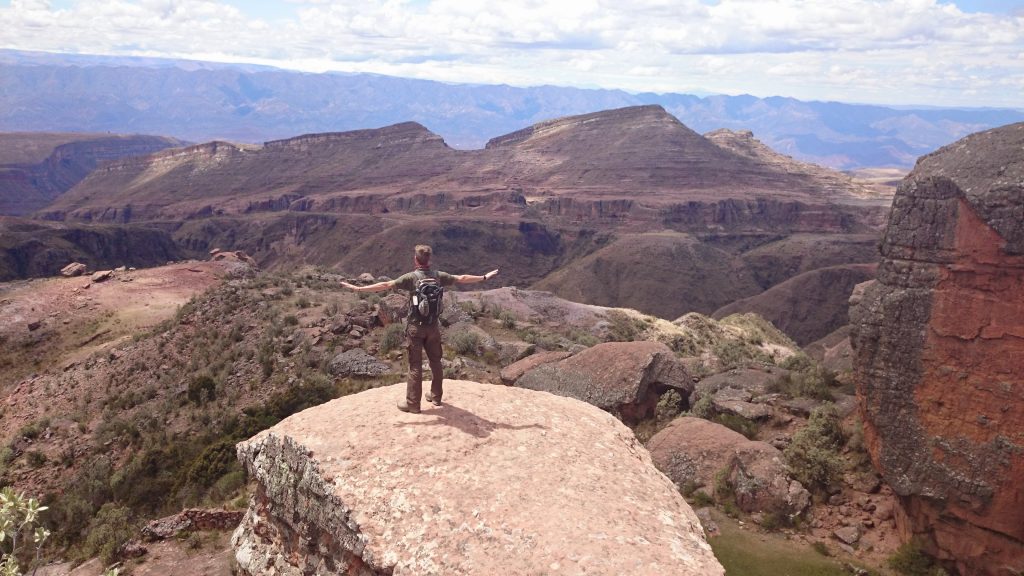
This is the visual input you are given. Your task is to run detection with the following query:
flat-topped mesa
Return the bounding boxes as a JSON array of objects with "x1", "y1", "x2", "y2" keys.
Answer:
[
  {"x1": 264, "y1": 121, "x2": 448, "y2": 151},
  {"x1": 231, "y1": 381, "x2": 724, "y2": 576},
  {"x1": 43, "y1": 122, "x2": 459, "y2": 221},
  {"x1": 484, "y1": 104, "x2": 689, "y2": 149},
  {"x1": 850, "y1": 122, "x2": 1024, "y2": 576}
]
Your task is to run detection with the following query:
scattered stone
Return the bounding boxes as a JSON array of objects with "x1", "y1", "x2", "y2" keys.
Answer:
[
  {"x1": 60, "y1": 262, "x2": 87, "y2": 277},
  {"x1": 497, "y1": 341, "x2": 536, "y2": 365},
  {"x1": 27, "y1": 320, "x2": 42, "y2": 331},
  {"x1": 118, "y1": 541, "x2": 148, "y2": 559},
  {"x1": 647, "y1": 417, "x2": 811, "y2": 517},
  {"x1": 114, "y1": 265, "x2": 127, "y2": 272},
  {"x1": 780, "y1": 397, "x2": 821, "y2": 417},
  {"x1": 376, "y1": 293, "x2": 409, "y2": 325},
  {"x1": 328, "y1": 319, "x2": 351, "y2": 335},
  {"x1": 695, "y1": 507, "x2": 720, "y2": 538},
  {"x1": 357, "y1": 273, "x2": 375, "y2": 283},
  {"x1": 90, "y1": 270, "x2": 113, "y2": 283},
  {"x1": 833, "y1": 526, "x2": 861, "y2": 546},
  {"x1": 142, "y1": 509, "x2": 245, "y2": 542},
  {"x1": 209, "y1": 248, "x2": 222, "y2": 255},
  {"x1": 328, "y1": 348, "x2": 391, "y2": 377}
]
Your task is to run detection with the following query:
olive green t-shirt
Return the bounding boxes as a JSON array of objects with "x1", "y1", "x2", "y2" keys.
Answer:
[{"x1": 392, "y1": 269, "x2": 456, "y2": 292}]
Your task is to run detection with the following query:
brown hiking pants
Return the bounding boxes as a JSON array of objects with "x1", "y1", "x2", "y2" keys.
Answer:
[{"x1": 406, "y1": 321, "x2": 443, "y2": 408}]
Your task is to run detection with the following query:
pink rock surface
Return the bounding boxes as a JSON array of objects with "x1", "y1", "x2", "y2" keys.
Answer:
[{"x1": 232, "y1": 380, "x2": 723, "y2": 576}]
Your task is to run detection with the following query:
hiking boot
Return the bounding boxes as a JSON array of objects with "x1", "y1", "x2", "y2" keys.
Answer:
[
  {"x1": 397, "y1": 399, "x2": 421, "y2": 414},
  {"x1": 425, "y1": 392, "x2": 442, "y2": 407}
]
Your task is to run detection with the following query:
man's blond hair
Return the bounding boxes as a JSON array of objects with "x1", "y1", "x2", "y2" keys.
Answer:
[{"x1": 414, "y1": 244, "x2": 432, "y2": 266}]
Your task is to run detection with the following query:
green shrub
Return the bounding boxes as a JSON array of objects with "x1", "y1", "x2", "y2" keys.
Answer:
[
  {"x1": 771, "y1": 364, "x2": 837, "y2": 401},
  {"x1": 449, "y1": 329, "x2": 482, "y2": 356},
  {"x1": 379, "y1": 323, "x2": 406, "y2": 354},
  {"x1": 80, "y1": 503, "x2": 134, "y2": 565},
  {"x1": 499, "y1": 310, "x2": 517, "y2": 330},
  {"x1": 187, "y1": 374, "x2": 217, "y2": 404},
  {"x1": 784, "y1": 404, "x2": 845, "y2": 492},
  {"x1": 689, "y1": 395, "x2": 713, "y2": 419},
  {"x1": 811, "y1": 541, "x2": 830, "y2": 556},
  {"x1": 0, "y1": 488, "x2": 51, "y2": 572},
  {"x1": 889, "y1": 540, "x2": 945, "y2": 576},
  {"x1": 181, "y1": 440, "x2": 239, "y2": 493},
  {"x1": 25, "y1": 451, "x2": 46, "y2": 468},
  {"x1": 780, "y1": 353, "x2": 814, "y2": 372},
  {"x1": 713, "y1": 413, "x2": 759, "y2": 440},
  {"x1": 283, "y1": 314, "x2": 299, "y2": 326},
  {"x1": 296, "y1": 296, "x2": 311, "y2": 309},
  {"x1": 605, "y1": 310, "x2": 640, "y2": 342}
]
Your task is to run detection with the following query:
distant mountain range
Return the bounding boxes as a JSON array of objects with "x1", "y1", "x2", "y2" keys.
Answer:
[{"x1": 2, "y1": 49, "x2": 1021, "y2": 170}]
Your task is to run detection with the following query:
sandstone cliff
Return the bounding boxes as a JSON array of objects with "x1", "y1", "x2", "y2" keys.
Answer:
[
  {"x1": 850, "y1": 122, "x2": 1024, "y2": 575},
  {"x1": 232, "y1": 381, "x2": 724, "y2": 575}
]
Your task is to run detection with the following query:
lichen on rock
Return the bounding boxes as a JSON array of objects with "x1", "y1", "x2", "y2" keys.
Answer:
[{"x1": 850, "y1": 122, "x2": 1024, "y2": 576}]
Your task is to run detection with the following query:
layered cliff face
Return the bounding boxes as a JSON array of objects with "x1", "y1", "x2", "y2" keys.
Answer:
[
  {"x1": 43, "y1": 106, "x2": 888, "y2": 231},
  {"x1": 0, "y1": 132, "x2": 185, "y2": 216},
  {"x1": 850, "y1": 123, "x2": 1024, "y2": 575},
  {"x1": 232, "y1": 381, "x2": 724, "y2": 575}
]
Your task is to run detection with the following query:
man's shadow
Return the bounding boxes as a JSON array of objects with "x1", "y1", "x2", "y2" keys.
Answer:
[{"x1": 396, "y1": 403, "x2": 546, "y2": 439}]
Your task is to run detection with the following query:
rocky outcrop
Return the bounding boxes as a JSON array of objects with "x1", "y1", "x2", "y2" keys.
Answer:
[
  {"x1": 514, "y1": 341, "x2": 692, "y2": 424},
  {"x1": 59, "y1": 262, "x2": 87, "y2": 277},
  {"x1": 499, "y1": 350, "x2": 573, "y2": 384},
  {"x1": 142, "y1": 509, "x2": 244, "y2": 542},
  {"x1": 690, "y1": 368, "x2": 782, "y2": 421},
  {"x1": 646, "y1": 417, "x2": 810, "y2": 517},
  {"x1": 328, "y1": 349, "x2": 391, "y2": 378},
  {"x1": 231, "y1": 381, "x2": 724, "y2": 576},
  {"x1": 850, "y1": 122, "x2": 1024, "y2": 575}
]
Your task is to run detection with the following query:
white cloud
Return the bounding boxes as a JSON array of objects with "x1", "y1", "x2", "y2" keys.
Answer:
[{"x1": 0, "y1": 0, "x2": 1021, "y2": 108}]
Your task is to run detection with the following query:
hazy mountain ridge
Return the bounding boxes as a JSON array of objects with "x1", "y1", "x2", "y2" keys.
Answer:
[{"x1": 3, "y1": 50, "x2": 1021, "y2": 169}]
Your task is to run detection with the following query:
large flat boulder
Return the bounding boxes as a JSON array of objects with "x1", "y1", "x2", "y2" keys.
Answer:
[
  {"x1": 646, "y1": 417, "x2": 810, "y2": 517},
  {"x1": 514, "y1": 341, "x2": 692, "y2": 424},
  {"x1": 232, "y1": 381, "x2": 723, "y2": 576}
]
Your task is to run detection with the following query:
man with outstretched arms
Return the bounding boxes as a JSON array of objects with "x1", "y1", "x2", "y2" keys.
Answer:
[{"x1": 341, "y1": 244, "x2": 498, "y2": 413}]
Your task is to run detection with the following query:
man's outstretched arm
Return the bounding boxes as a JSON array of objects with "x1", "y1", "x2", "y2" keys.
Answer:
[
  {"x1": 454, "y1": 269, "x2": 499, "y2": 285},
  {"x1": 340, "y1": 279, "x2": 395, "y2": 293}
]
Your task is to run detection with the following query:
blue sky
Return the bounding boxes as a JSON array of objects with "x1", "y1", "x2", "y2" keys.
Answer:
[{"x1": 1, "y1": 0, "x2": 1022, "y2": 108}]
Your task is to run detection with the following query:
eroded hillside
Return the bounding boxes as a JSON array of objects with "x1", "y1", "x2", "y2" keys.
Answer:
[{"x1": 0, "y1": 258, "x2": 899, "y2": 573}]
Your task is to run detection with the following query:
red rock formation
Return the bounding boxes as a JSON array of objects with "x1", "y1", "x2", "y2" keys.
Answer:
[
  {"x1": 513, "y1": 340, "x2": 692, "y2": 424},
  {"x1": 850, "y1": 122, "x2": 1024, "y2": 575}
]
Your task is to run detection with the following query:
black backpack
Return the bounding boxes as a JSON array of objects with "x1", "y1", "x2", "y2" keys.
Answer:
[{"x1": 410, "y1": 270, "x2": 444, "y2": 325}]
